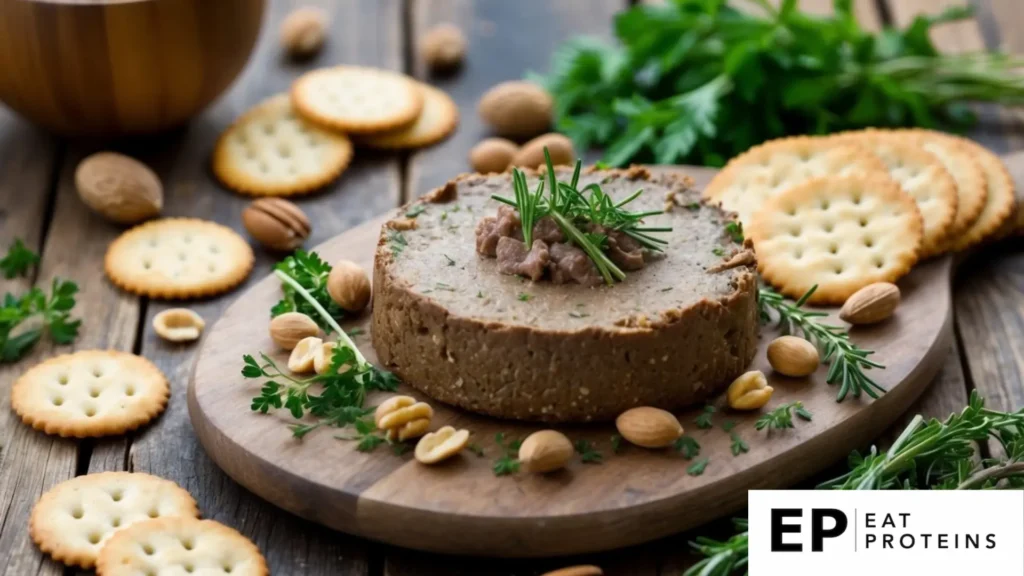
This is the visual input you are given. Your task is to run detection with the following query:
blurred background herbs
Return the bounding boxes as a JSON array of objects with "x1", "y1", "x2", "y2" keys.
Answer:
[{"x1": 538, "y1": 0, "x2": 1024, "y2": 167}]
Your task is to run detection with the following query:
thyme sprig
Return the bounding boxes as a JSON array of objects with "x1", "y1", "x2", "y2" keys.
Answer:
[
  {"x1": 758, "y1": 285, "x2": 884, "y2": 402},
  {"x1": 492, "y1": 149, "x2": 670, "y2": 285}
]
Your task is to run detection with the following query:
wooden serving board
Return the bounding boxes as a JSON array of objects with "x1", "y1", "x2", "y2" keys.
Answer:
[{"x1": 188, "y1": 167, "x2": 953, "y2": 557}]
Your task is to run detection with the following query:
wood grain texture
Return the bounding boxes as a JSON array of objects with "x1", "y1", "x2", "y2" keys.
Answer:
[
  {"x1": 190, "y1": 166, "x2": 954, "y2": 557},
  {"x1": 405, "y1": 0, "x2": 623, "y2": 198},
  {"x1": 0, "y1": 0, "x2": 265, "y2": 136},
  {"x1": 83, "y1": 1, "x2": 405, "y2": 574}
]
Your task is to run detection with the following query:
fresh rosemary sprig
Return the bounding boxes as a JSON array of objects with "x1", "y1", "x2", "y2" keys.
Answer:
[
  {"x1": 758, "y1": 285, "x2": 884, "y2": 402},
  {"x1": 684, "y1": 519, "x2": 748, "y2": 576},
  {"x1": 492, "y1": 148, "x2": 670, "y2": 285},
  {"x1": 754, "y1": 401, "x2": 812, "y2": 434}
]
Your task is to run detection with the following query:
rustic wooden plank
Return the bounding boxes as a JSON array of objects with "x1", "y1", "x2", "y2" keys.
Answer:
[
  {"x1": 82, "y1": 0, "x2": 403, "y2": 574},
  {"x1": 0, "y1": 110, "x2": 65, "y2": 576}
]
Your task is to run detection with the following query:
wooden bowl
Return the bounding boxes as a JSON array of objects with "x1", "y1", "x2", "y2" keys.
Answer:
[{"x1": 0, "y1": 0, "x2": 265, "y2": 136}]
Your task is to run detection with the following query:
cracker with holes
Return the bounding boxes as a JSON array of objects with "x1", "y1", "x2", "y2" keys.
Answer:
[
  {"x1": 95, "y1": 517, "x2": 268, "y2": 576},
  {"x1": 896, "y1": 129, "x2": 987, "y2": 249},
  {"x1": 11, "y1": 350, "x2": 170, "y2": 438},
  {"x1": 748, "y1": 175, "x2": 923, "y2": 305},
  {"x1": 105, "y1": 218, "x2": 254, "y2": 299},
  {"x1": 213, "y1": 94, "x2": 353, "y2": 196},
  {"x1": 359, "y1": 83, "x2": 459, "y2": 149},
  {"x1": 948, "y1": 138, "x2": 1015, "y2": 251},
  {"x1": 832, "y1": 132, "x2": 958, "y2": 258},
  {"x1": 291, "y1": 65, "x2": 424, "y2": 134},
  {"x1": 30, "y1": 472, "x2": 198, "y2": 569},
  {"x1": 703, "y1": 136, "x2": 889, "y2": 226}
]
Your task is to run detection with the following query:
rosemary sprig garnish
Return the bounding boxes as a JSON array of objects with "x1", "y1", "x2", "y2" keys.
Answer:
[
  {"x1": 685, "y1": 519, "x2": 748, "y2": 576},
  {"x1": 492, "y1": 148, "x2": 670, "y2": 285},
  {"x1": 758, "y1": 285, "x2": 884, "y2": 402}
]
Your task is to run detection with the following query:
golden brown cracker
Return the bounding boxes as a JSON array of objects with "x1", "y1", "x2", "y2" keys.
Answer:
[
  {"x1": 291, "y1": 66, "x2": 423, "y2": 134},
  {"x1": 12, "y1": 350, "x2": 169, "y2": 438},
  {"x1": 748, "y1": 175, "x2": 922, "y2": 305},
  {"x1": 703, "y1": 136, "x2": 889, "y2": 226},
  {"x1": 358, "y1": 83, "x2": 459, "y2": 149},
  {"x1": 105, "y1": 218, "x2": 254, "y2": 299},
  {"x1": 30, "y1": 472, "x2": 198, "y2": 569},
  {"x1": 948, "y1": 139, "x2": 1015, "y2": 250},
  {"x1": 213, "y1": 94, "x2": 353, "y2": 196}
]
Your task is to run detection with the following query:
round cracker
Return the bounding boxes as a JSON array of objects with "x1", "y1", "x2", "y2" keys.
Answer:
[
  {"x1": 213, "y1": 94, "x2": 353, "y2": 197},
  {"x1": 30, "y1": 472, "x2": 198, "y2": 569},
  {"x1": 895, "y1": 129, "x2": 987, "y2": 248},
  {"x1": 105, "y1": 218, "x2": 254, "y2": 299},
  {"x1": 96, "y1": 517, "x2": 268, "y2": 576},
  {"x1": 948, "y1": 139, "x2": 1015, "y2": 251},
  {"x1": 831, "y1": 131, "x2": 957, "y2": 258},
  {"x1": 291, "y1": 65, "x2": 424, "y2": 134},
  {"x1": 358, "y1": 83, "x2": 459, "y2": 149},
  {"x1": 703, "y1": 136, "x2": 889, "y2": 226},
  {"x1": 12, "y1": 350, "x2": 170, "y2": 438},
  {"x1": 748, "y1": 175, "x2": 922, "y2": 305}
]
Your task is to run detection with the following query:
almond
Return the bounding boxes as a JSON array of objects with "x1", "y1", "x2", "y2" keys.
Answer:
[
  {"x1": 541, "y1": 566, "x2": 603, "y2": 576},
  {"x1": 469, "y1": 138, "x2": 518, "y2": 173},
  {"x1": 75, "y1": 152, "x2": 163, "y2": 225},
  {"x1": 270, "y1": 312, "x2": 320, "y2": 350},
  {"x1": 839, "y1": 282, "x2": 900, "y2": 325},
  {"x1": 767, "y1": 336, "x2": 819, "y2": 377},
  {"x1": 518, "y1": 430, "x2": 574, "y2": 473},
  {"x1": 420, "y1": 23, "x2": 466, "y2": 73},
  {"x1": 478, "y1": 81, "x2": 552, "y2": 139},
  {"x1": 615, "y1": 406, "x2": 683, "y2": 449},
  {"x1": 242, "y1": 198, "x2": 311, "y2": 252},
  {"x1": 511, "y1": 133, "x2": 575, "y2": 169},
  {"x1": 280, "y1": 7, "x2": 328, "y2": 58},
  {"x1": 327, "y1": 260, "x2": 371, "y2": 312}
]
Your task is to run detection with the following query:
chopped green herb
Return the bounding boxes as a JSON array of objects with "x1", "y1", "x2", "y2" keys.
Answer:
[
  {"x1": 435, "y1": 282, "x2": 457, "y2": 292},
  {"x1": 611, "y1": 434, "x2": 624, "y2": 454},
  {"x1": 440, "y1": 211, "x2": 448, "y2": 222},
  {"x1": 712, "y1": 247, "x2": 725, "y2": 257},
  {"x1": 386, "y1": 229, "x2": 408, "y2": 256},
  {"x1": 725, "y1": 221, "x2": 743, "y2": 243},
  {"x1": 405, "y1": 205, "x2": 427, "y2": 218},
  {"x1": 517, "y1": 293, "x2": 532, "y2": 302},
  {"x1": 443, "y1": 254, "x2": 456, "y2": 266},
  {"x1": 695, "y1": 404, "x2": 715, "y2": 429},
  {"x1": 467, "y1": 442, "x2": 485, "y2": 458},
  {"x1": 476, "y1": 291, "x2": 484, "y2": 298},
  {"x1": 1, "y1": 239, "x2": 39, "y2": 279},
  {"x1": 575, "y1": 439, "x2": 603, "y2": 464},
  {"x1": 730, "y1": 432, "x2": 749, "y2": 456},
  {"x1": 674, "y1": 436, "x2": 701, "y2": 460},
  {"x1": 493, "y1": 433, "x2": 522, "y2": 476},
  {"x1": 722, "y1": 420, "x2": 737, "y2": 432},
  {"x1": 568, "y1": 311, "x2": 589, "y2": 319},
  {"x1": 687, "y1": 458, "x2": 709, "y2": 476},
  {"x1": 685, "y1": 202, "x2": 701, "y2": 211},
  {"x1": 755, "y1": 401, "x2": 813, "y2": 434},
  {"x1": 659, "y1": 286, "x2": 673, "y2": 292}
]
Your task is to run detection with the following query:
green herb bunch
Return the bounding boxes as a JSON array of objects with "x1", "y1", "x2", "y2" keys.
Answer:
[
  {"x1": 1, "y1": 239, "x2": 39, "y2": 279},
  {"x1": 758, "y1": 285, "x2": 883, "y2": 402},
  {"x1": 1, "y1": 278, "x2": 81, "y2": 363},
  {"x1": 271, "y1": 250, "x2": 344, "y2": 332},
  {"x1": 493, "y1": 150, "x2": 670, "y2": 284},
  {"x1": 540, "y1": 0, "x2": 1024, "y2": 167}
]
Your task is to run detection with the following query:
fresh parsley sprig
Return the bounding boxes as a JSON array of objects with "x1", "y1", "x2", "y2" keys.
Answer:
[
  {"x1": 1, "y1": 239, "x2": 39, "y2": 279},
  {"x1": 758, "y1": 285, "x2": 884, "y2": 402},
  {"x1": 1, "y1": 278, "x2": 81, "y2": 363},
  {"x1": 575, "y1": 439, "x2": 603, "y2": 464},
  {"x1": 754, "y1": 401, "x2": 813, "y2": 434},
  {"x1": 271, "y1": 250, "x2": 344, "y2": 333},
  {"x1": 493, "y1": 433, "x2": 522, "y2": 476}
]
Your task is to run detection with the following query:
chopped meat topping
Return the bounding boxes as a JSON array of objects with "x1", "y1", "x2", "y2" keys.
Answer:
[
  {"x1": 605, "y1": 229, "x2": 645, "y2": 271},
  {"x1": 549, "y1": 242, "x2": 603, "y2": 287},
  {"x1": 496, "y1": 237, "x2": 550, "y2": 281},
  {"x1": 474, "y1": 205, "x2": 521, "y2": 256},
  {"x1": 532, "y1": 216, "x2": 565, "y2": 244}
]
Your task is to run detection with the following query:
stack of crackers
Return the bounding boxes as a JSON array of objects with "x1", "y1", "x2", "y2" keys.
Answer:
[
  {"x1": 213, "y1": 66, "x2": 459, "y2": 197},
  {"x1": 704, "y1": 129, "x2": 1016, "y2": 305}
]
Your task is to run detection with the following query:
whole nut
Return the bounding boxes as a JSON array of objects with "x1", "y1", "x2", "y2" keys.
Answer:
[
  {"x1": 75, "y1": 152, "x2": 163, "y2": 225},
  {"x1": 327, "y1": 260, "x2": 371, "y2": 312},
  {"x1": 420, "y1": 23, "x2": 466, "y2": 73},
  {"x1": 270, "y1": 312, "x2": 320, "y2": 350},
  {"x1": 152, "y1": 308, "x2": 205, "y2": 343},
  {"x1": 469, "y1": 138, "x2": 519, "y2": 173},
  {"x1": 767, "y1": 336, "x2": 819, "y2": 377},
  {"x1": 242, "y1": 198, "x2": 311, "y2": 252},
  {"x1": 280, "y1": 7, "x2": 328, "y2": 58},
  {"x1": 541, "y1": 567, "x2": 604, "y2": 576},
  {"x1": 313, "y1": 341, "x2": 337, "y2": 374},
  {"x1": 511, "y1": 133, "x2": 575, "y2": 169},
  {"x1": 287, "y1": 336, "x2": 322, "y2": 373},
  {"x1": 478, "y1": 81, "x2": 553, "y2": 138},
  {"x1": 386, "y1": 418, "x2": 432, "y2": 442},
  {"x1": 518, "y1": 430, "x2": 574, "y2": 473},
  {"x1": 840, "y1": 282, "x2": 900, "y2": 325},
  {"x1": 415, "y1": 425, "x2": 470, "y2": 464},
  {"x1": 615, "y1": 407, "x2": 684, "y2": 449},
  {"x1": 727, "y1": 371, "x2": 773, "y2": 411}
]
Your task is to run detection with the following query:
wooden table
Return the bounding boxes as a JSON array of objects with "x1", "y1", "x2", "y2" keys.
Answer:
[{"x1": 1, "y1": 0, "x2": 1022, "y2": 574}]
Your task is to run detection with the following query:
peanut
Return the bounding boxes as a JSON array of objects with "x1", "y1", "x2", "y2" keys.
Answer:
[{"x1": 726, "y1": 371, "x2": 773, "y2": 410}]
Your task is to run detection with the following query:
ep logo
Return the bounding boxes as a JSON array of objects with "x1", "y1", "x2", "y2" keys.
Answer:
[{"x1": 771, "y1": 508, "x2": 848, "y2": 552}]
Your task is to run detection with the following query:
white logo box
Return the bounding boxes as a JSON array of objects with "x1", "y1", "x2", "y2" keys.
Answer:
[{"x1": 749, "y1": 490, "x2": 1024, "y2": 575}]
